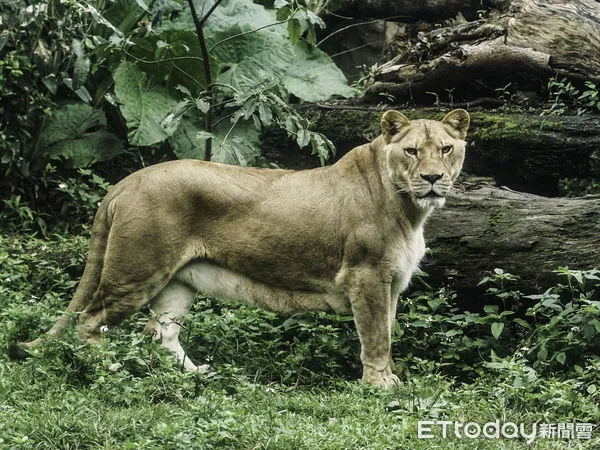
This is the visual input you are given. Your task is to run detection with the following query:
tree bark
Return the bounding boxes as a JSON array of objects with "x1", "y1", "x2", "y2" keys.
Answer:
[
  {"x1": 422, "y1": 184, "x2": 600, "y2": 299},
  {"x1": 362, "y1": 0, "x2": 600, "y2": 104}
]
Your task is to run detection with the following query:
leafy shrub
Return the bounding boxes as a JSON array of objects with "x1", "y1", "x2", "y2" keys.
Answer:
[
  {"x1": 0, "y1": 0, "x2": 114, "y2": 191},
  {"x1": 0, "y1": 233, "x2": 88, "y2": 344},
  {"x1": 2, "y1": 230, "x2": 600, "y2": 446},
  {"x1": 3, "y1": 230, "x2": 599, "y2": 393},
  {"x1": 543, "y1": 76, "x2": 600, "y2": 116},
  {"x1": 394, "y1": 267, "x2": 600, "y2": 379},
  {"x1": 0, "y1": 195, "x2": 50, "y2": 235},
  {"x1": 55, "y1": 169, "x2": 112, "y2": 227},
  {"x1": 393, "y1": 272, "x2": 522, "y2": 376},
  {"x1": 522, "y1": 267, "x2": 600, "y2": 370},
  {"x1": 0, "y1": 169, "x2": 111, "y2": 235},
  {"x1": 1, "y1": 232, "x2": 360, "y2": 387},
  {"x1": 185, "y1": 297, "x2": 360, "y2": 385},
  {"x1": 559, "y1": 177, "x2": 600, "y2": 197},
  {"x1": 1, "y1": 0, "x2": 353, "y2": 214}
]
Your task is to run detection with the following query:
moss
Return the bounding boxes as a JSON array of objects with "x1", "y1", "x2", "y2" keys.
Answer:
[
  {"x1": 262, "y1": 106, "x2": 575, "y2": 173},
  {"x1": 467, "y1": 112, "x2": 564, "y2": 143},
  {"x1": 486, "y1": 204, "x2": 514, "y2": 231},
  {"x1": 304, "y1": 108, "x2": 381, "y2": 144},
  {"x1": 304, "y1": 108, "x2": 568, "y2": 147}
]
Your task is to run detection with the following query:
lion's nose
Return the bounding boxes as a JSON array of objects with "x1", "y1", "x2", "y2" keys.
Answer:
[{"x1": 420, "y1": 173, "x2": 444, "y2": 184}]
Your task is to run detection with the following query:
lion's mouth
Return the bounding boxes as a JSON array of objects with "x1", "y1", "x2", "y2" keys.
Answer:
[{"x1": 418, "y1": 191, "x2": 444, "y2": 199}]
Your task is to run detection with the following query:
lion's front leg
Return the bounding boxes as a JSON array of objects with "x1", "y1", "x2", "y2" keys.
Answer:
[
  {"x1": 388, "y1": 294, "x2": 399, "y2": 376},
  {"x1": 346, "y1": 266, "x2": 399, "y2": 389}
]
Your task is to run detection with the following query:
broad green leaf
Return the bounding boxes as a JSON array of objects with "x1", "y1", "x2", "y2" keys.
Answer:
[
  {"x1": 74, "y1": 86, "x2": 92, "y2": 104},
  {"x1": 572, "y1": 271, "x2": 584, "y2": 287},
  {"x1": 483, "y1": 305, "x2": 499, "y2": 315},
  {"x1": 216, "y1": 35, "x2": 353, "y2": 101},
  {"x1": 537, "y1": 345, "x2": 548, "y2": 361},
  {"x1": 114, "y1": 61, "x2": 180, "y2": 146},
  {"x1": 296, "y1": 129, "x2": 310, "y2": 148},
  {"x1": 491, "y1": 322, "x2": 504, "y2": 339},
  {"x1": 283, "y1": 42, "x2": 355, "y2": 101},
  {"x1": 168, "y1": 0, "x2": 275, "y2": 33},
  {"x1": 276, "y1": 5, "x2": 291, "y2": 21},
  {"x1": 169, "y1": 115, "x2": 260, "y2": 166},
  {"x1": 287, "y1": 18, "x2": 302, "y2": 44},
  {"x1": 444, "y1": 329, "x2": 463, "y2": 337},
  {"x1": 39, "y1": 103, "x2": 122, "y2": 167},
  {"x1": 42, "y1": 74, "x2": 58, "y2": 95},
  {"x1": 513, "y1": 318, "x2": 531, "y2": 329},
  {"x1": 215, "y1": 140, "x2": 256, "y2": 166},
  {"x1": 45, "y1": 131, "x2": 123, "y2": 168},
  {"x1": 305, "y1": 9, "x2": 325, "y2": 28},
  {"x1": 258, "y1": 102, "x2": 272, "y2": 126},
  {"x1": 168, "y1": 117, "x2": 211, "y2": 160},
  {"x1": 167, "y1": 0, "x2": 354, "y2": 102},
  {"x1": 176, "y1": 85, "x2": 192, "y2": 96},
  {"x1": 555, "y1": 352, "x2": 566, "y2": 365},
  {"x1": 72, "y1": 40, "x2": 90, "y2": 88},
  {"x1": 128, "y1": 31, "x2": 213, "y2": 96},
  {"x1": 40, "y1": 104, "x2": 106, "y2": 148},
  {"x1": 590, "y1": 319, "x2": 600, "y2": 333},
  {"x1": 196, "y1": 99, "x2": 210, "y2": 113},
  {"x1": 103, "y1": 0, "x2": 146, "y2": 33},
  {"x1": 485, "y1": 362, "x2": 506, "y2": 370},
  {"x1": 477, "y1": 277, "x2": 490, "y2": 286}
]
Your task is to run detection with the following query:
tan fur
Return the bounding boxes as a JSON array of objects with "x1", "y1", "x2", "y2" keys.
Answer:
[{"x1": 21, "y1": 110, "x2": 469, "y2": 388}]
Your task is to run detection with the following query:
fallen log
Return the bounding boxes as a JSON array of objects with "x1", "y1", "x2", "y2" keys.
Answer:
[
  {"x1": 363, "y1": 0, "x2": 600, "y2": 105},
  {"x1": 422, "y1": 184, "x2": 600, "y2": 299},
  {"x1": 335, "y1": 0, "x2": 505, "y2": 22},
  {"x1": 263, "y1": 106, "x2": 600, "y2": 196}
]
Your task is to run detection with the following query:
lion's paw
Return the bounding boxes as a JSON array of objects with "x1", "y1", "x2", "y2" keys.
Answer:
[
  {"x1": 364, "y1": 373, "x2": 401, "y2": 389},
  {"x1": 381, "y1": 374, "x2": 401, "y2": 389}
]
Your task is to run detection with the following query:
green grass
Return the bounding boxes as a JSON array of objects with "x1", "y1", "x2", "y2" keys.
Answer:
[
  {"x1": 1, "y1": 360, "x2": 597, "y2": 449},
  {"x1": 1, "y1": 232, "x2": 599, "y2": 449}
]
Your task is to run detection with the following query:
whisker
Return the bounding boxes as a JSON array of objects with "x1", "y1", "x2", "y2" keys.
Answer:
[{"x1": 393, "y1": 182, "x2": 412, "y2": 194}]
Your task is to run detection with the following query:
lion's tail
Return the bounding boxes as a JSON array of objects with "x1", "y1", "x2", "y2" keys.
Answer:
[{"x1": 16, "y1": 200, "x2": 112, "y2": 351}]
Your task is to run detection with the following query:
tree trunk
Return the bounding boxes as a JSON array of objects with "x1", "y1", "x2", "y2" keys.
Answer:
[
  {"x1": 263, "y1": 106, "x2": 600, "y2": 196},
  {"x1": 421, "y1": 184, "x2": 600, "y2": 299},
  {"x1": 362, "y1": 0, "x2": 600, "y2": 104}
]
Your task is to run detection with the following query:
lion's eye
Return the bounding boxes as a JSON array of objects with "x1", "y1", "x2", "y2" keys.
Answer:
[
  {"x1": 404, "y1": 148, "x2": 418, "y2": 156},
  {"x1": 441, "y1": 145, "x2": 453, "y2": 155}
]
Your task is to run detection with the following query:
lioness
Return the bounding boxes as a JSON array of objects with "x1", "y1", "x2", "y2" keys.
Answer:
[{"x1": 20, "y1": 109, "x2": 469, "y2": 388}]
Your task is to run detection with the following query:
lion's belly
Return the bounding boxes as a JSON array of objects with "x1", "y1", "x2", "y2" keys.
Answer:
[
  {"x1": 199, "y1": 216, "x2": 346, "y2": 293},
  {"x1": 173, "y1": 260, "x2": 352, "y2": 314}
]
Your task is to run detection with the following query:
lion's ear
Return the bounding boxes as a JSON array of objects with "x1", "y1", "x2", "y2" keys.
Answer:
[
  {"x1": 381, "y1": 110, "x2": 410, "y2": 143},
  {"x1": 441, "y1": 109, "x2": 470, "y2": 139}
]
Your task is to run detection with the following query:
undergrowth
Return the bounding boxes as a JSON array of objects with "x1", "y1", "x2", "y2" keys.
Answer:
[{"x1": 1, "y1": 232, "x2": 599, "y2": 448}]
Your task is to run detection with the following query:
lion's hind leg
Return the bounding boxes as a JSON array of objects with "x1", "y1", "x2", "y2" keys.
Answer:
[{"x1": 145, "y1": 279, "x2": 208, "y2": 372}]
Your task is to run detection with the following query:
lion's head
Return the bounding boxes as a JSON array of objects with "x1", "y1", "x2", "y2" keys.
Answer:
[{"x1": 380, "y1": 109, "x2": 470, "y2": 209}]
